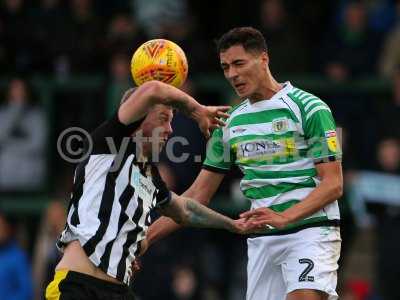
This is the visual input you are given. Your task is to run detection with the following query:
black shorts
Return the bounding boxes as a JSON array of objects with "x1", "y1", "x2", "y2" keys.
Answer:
[{"x1": 45, "y1": 270, "x2": 135, "y2": 300}]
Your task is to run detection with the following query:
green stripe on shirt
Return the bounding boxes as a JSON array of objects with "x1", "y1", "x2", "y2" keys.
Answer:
[
  {"x1": 243, "y1": 168, "x2": 317, "y2": 180},
  {"x1": 243, "y1": 177, "x2": 316, "y2": 199}
]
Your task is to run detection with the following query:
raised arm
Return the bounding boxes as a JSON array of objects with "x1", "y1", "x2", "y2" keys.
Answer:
[
  {"x1": 118, "y1": 81, "x2": 230, "y2": 138},
  {"x1": 146, "y1": 169, "x2": 225, "y2": 246}
]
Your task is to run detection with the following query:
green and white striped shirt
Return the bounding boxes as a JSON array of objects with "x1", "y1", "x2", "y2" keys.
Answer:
[{"x1": 203, "y1": 82, "x2": 341, "y2": 234}]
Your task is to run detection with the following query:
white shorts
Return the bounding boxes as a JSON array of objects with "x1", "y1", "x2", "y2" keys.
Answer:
[{"x1": 246, "y1": 226, "x2": 341, "y2": 300}]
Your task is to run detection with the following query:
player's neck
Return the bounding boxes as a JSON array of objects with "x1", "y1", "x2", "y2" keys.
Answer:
[{"x1": 249, "y1": 75, "x2": 282, "y2": 103}]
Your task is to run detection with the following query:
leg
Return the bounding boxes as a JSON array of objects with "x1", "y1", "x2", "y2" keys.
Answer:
[
  {"x1": 287, "y1": 289, "x2": 328, "y2": 300},
  {"x1": 247, "y1": 237, "x2": 286, "y2": 300},
  {"x1": 281, "y1": 227, "x2": 341, "y2": 300}
]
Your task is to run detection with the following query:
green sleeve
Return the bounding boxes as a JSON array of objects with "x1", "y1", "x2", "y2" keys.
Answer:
[
  {"x1": 304, "y1": 109, "x2": 342, "y2": 162},
  {"x1": 202, "y1": 127, "x2": 233, "y2": 173}
]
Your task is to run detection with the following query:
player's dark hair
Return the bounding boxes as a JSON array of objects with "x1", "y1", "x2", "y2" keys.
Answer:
[{"x1": 216, "y1": 27, "x2": 268, "y2": 54}]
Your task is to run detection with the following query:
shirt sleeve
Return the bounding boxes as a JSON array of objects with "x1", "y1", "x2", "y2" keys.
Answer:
[
  {"x1": 151, "y1": 165, "x2": 172, "y2": 208},
  {"x1": 202, "y1": 127, "x2": 233, "y2": 173},
  {"x1": 304, "y1": 109, "x2": 342, "y2": 163},
  {"x1": 89, "y1": 111, "x2": 144, "y2": 154}
]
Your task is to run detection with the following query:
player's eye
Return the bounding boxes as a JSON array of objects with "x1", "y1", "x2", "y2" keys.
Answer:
[{"x1": 160, "y1": 115, "x2": 168, "y2": 123}]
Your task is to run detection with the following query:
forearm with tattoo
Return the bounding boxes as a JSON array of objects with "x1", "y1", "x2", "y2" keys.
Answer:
[
  {"x1": 159, "y1": 195, "x2": 237, "y2": 233},
  {"x1": 182, "y1": 198, "x2": 236, "y2": 232},
  {"x1": 166, "y1": 99, "x2": 197, "y2": 117}
]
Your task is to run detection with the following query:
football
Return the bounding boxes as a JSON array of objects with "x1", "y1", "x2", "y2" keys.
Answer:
[{"x1": 131, "y1": 39, "x2": 188, "y2": 88}]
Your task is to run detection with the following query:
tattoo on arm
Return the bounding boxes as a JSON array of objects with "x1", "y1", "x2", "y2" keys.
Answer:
[
  {"x1": 183, "y1": 198, "x2": 235, "y2": 232},
  {"x1": 166, "y1": 99, "x2": 197, "y2": 118},
  {"x1": 158, "y1": 195, "x2": 236, "y2": 232}
]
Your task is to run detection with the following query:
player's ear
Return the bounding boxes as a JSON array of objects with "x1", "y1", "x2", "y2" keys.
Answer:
[{"x1": 261, "y1": 51, "x2": 269, "y2": 65}]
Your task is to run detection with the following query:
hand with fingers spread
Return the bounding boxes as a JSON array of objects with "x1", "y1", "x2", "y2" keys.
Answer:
[
  {"x1": 240, "y1": 208, "x2": 292, "y2": 230},
  {"x1": 193, "y1": 105, "x2": 231, "y2": 138}
]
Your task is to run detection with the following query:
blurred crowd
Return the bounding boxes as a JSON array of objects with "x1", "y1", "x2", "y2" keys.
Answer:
[{"x1": 0, "y1": 0, "x2": 400, "y2": 300}]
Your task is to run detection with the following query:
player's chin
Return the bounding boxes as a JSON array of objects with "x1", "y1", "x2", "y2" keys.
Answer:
[
  {"x1": 234, "y1": 88, "x2": 250, "y2": 99},
  {"x1": 236, "y1": 92, "x2": 251, "y2": 100}
]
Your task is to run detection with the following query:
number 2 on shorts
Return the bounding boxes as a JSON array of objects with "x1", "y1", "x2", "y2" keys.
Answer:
[{"x1": 298, "y1": 258, "x2": 315, "y2": 282}]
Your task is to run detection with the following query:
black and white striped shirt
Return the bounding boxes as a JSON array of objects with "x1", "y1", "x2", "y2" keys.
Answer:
[{"x1": 57, "y1": 113, "x2": 171, "y2": 284}]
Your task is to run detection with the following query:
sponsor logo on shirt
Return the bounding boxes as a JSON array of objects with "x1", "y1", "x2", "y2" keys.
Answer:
[
  {"x1": 131, "y1": 167, "x2": 156, "y2": 205},
  {"x1": 237, "y1": 139, "x2": 285, "y2": 158},
  {"x1": 325, "y1": 130, "x2": 337, "y2": 138},
  {"x1": 232, "y1": 127, "x2": 247, "y2": 134},
  {"x1": 325, "y1": 130, "x2": 338, "y2": 152}
]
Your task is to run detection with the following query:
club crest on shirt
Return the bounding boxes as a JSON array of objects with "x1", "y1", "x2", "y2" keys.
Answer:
[{"x1": 272, "y1": 118, "x2": 289, "y2": 133}]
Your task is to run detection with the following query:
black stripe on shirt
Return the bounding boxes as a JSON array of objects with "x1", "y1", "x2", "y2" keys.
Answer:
[
  {"x1": 98, "y1": 164, "x2": 136, "y2": 272},
  {"x1": 70, "y1": 156, "x2": 90, "y2": 226},
  {"x1": 314, "y1": 155, "x2": 338, "y2": 164},
  {"x1": 116, "y1": 196, "x2": 144, "y2": 281},
  {"x1": 248, "y1": 219, "x2": 340, "y2": 238},
  {"x1": 82, "y1": 153, "x2": 131, "y2": 257},
  {"x1": 202, "y1": 164, "x2": 231, "y2": 174}
]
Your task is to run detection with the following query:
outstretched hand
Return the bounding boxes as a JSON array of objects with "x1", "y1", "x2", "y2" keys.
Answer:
[
  {"x1": 232, "y1": 218, "x2": 258, "y2": 234},
  {"x1": 194, "y1": 105, "x2": 231, "y2": 138},
  {"x1": 240, "y1": 208, "x2": 291, "y2": 230}
]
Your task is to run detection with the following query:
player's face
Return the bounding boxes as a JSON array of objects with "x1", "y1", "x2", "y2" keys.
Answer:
[
  {"x1": 140, "y1": 104, "x2": 173, "y2": 157},
  {"x1": 220, "y1": 45, "x2": 268, "y2": 100}
]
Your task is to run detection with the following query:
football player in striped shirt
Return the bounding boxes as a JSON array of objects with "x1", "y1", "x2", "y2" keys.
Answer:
[
  {"x1": 147, "y1": 27, "x2": 343, "y2": 300},
  {"x1": 45, "y1": 81, "x2": 251, "y2": 300}
]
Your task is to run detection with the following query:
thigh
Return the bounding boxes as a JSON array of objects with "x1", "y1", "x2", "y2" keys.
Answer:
[
  {"x1": 247, "y1": 237, "x2": 286, "y2": 300},
  {"x1": 287, "y1": 289, "x2": 328, "y2": 300},
  {"x1": 281, "y1": 227, "x2": 341, "y2": 300}
]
